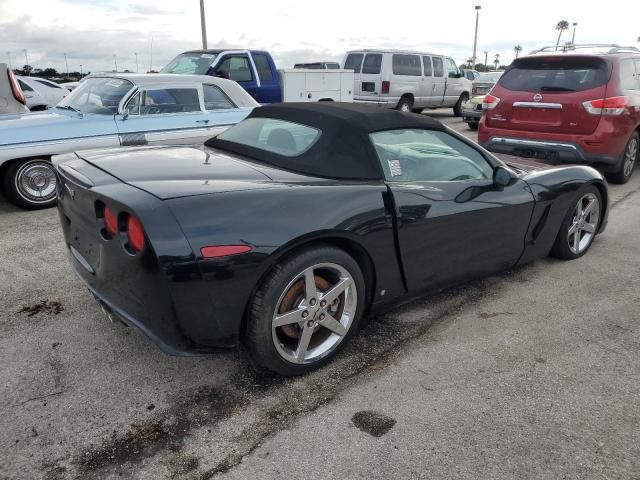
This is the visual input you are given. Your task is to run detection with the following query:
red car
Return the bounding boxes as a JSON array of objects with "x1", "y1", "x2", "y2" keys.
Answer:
[{"x1": 479, "y1": 45, "x2": 640, "y2": 183}]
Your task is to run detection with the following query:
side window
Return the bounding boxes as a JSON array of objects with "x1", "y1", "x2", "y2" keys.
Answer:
[
  {"x1": 446, "y1": 58, "x2": 459, "y2": 78},
  {"x1": 326, "y1": 63, "x2": 340, "y2": 69},
  {"x1": 422, "y1": 56, "x2": 433, "y2": 77},
  {"x1": 203, "y1": 84, "x2": 235, "y2": 110},
  {"x1": 124, "y1": 92, "x2": 141, "y2": 115},
  {"x1": 344, "y1": 53, "x2": 364, "y2": 73},
  {"x1": 369, "y1": 128, "x2": 494, "y2": 182},
  {"x1": 140, "y1": 88, "x2": 201, "y2": 114},
  {"x1": 620, "y1": 59, "x2": 639, "y2": 90},
  {"x1": 432, "y1": 57, "x2": 444, "y2": 77},
  {"x1": 18, "y1": 80, "x2": 34, "y2": 92},
  {"x1": 362, "y1": 54, "x2": 382, "y2": 74},
  {"x1": 392, "y1": 54, "x2": 422, "y2": 76},
  {"x1": 252, "y1": 54, "x2": 274, "y2": 82},
  {"x1": 216, "y1": 56, "x2": 253, "y2": 83}
]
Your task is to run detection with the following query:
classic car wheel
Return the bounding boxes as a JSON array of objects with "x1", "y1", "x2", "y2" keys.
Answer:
[
  {"x1": 608, "y1": 132, "x2": 638, "y2": 184},
  {"x1": 453, "y1": 93, "x2": 469, "y2": 117},
  {"x1": 551, "y1": 186, "x2": 602, "y2": 260},
  {"x1": 2, "y1": 158, "x2": 58, "y2": 210},
  {"x1": 246, "y1": 246, "x2": 365, "y2": 376}
]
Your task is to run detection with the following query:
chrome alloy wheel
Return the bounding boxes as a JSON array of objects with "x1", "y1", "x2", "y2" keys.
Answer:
[
  {"x1": 623, "y1": 135, "x2": 638, "y2": 178},
  {"x1": 15, "y1": 160, "x2": 57, "y2": 204},
  {"x1": 272, "y1": 263, "x2": 357, "y2": 365},
  {"x1": 567, "y1": 192, "x2": 600, "y2": 255}
]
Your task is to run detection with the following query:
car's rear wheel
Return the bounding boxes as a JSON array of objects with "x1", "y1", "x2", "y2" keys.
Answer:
[
  {"x1": 396, "y1": 96, "x2": 413, "y2": 112},
  {"x1": 467, "y1": 122, "x2": 479, "y2": 130},
  {"x1": 246, "y1": 246, "x2": 365, "y2": 376},
  {"x1": 1, "y1": 158, "x2": 57, "y2": 210},
  {"x1": 550, "y1": 186, "x2": 602, "y2": 260},
  {"x1": 608, "y1": 132, "x2": 638, "y2": 184},
  {"x1": 453, "y1": 93, "x2": 469, "y2": 117}
]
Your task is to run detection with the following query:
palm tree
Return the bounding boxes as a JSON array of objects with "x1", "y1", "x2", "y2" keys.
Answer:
[
  {"x1": 555, "y1": 20, "x2": 570, "y2": 50},
  {"x1": 493, "y1": 53, "x2": 500, "y2": 70},
  {"x1": 514, "y1": 45, "x2": 523, "y2": 58}
]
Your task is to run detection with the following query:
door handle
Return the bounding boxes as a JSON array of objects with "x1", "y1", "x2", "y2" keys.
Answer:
[{"x1": 196, "y1": 119, "x2": 210, "y2": 124}]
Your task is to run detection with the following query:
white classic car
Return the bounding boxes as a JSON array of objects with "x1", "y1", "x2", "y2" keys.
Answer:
[{"x1": 0, "y1": 73, "x2": 258, "y2": 210}]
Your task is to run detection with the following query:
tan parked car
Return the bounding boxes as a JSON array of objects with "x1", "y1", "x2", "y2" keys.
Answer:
[{"x1": 0, "y1": 64, "x2": 29, "y2": 115}]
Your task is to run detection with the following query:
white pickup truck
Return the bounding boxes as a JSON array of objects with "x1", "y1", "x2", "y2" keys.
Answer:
[{"x1": 162, "y1": 50, "x2": 353, "y2": 104}]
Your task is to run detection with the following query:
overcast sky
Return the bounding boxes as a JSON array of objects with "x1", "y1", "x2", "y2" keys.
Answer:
[{"x1": 1, "y1": 0, "x2": 639, "y2": 74}]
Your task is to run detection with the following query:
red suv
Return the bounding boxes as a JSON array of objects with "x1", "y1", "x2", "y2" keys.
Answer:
[{"x1": 479, "y1": 45, "x2": 640, "y2": 183}]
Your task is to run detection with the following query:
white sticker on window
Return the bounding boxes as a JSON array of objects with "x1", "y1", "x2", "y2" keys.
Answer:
[
  {"x1": 105, "y1": 80, "x2": 124, "y2": 88},
  {"x1": 201, "y1": 54, "x2": 214, "y2": 59},
  {"x1": 388, "y1": 159, "x2": 402, "y2": 177}
]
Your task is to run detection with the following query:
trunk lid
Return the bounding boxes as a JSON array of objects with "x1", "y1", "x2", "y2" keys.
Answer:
[
  {"x1": 486, "y1": 56, "x2": 611, "y2": 135},
  {"x1": 74, "y1": 145, "x2": 275, "y2": 199}
]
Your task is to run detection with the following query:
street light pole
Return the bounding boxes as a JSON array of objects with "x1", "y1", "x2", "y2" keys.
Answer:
[
  {"x1": 113, "y1": 54, "x2": 118, "y2": 72},
  {"x1": 24, "y1": 49, "x2": 30, "y2": 74},
  {"x1": 64, "y1": 53, "x2": 69, "y2": 76},
  {"x1": 471, "y1": 5, "x2": 481, "y2": 67},
  {"x1": 80, "y1": 64, "x2": 83, "y2": 77},
  {"x1": 200, "y1": 0, "x2": 208, "y2": 50},
  {"x1": 484, "y1": 51, "x2": 488, "y2": 68},
  {"x1": 571, "y1": 22, "x2": 578, "y2": 45}
]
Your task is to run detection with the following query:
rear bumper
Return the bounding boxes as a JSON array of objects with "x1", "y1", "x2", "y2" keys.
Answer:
[{"x1": 479, "y1": 118, "x2": 632, "y2": 172}]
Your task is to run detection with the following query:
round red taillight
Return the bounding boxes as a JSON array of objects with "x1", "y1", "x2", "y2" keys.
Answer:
[
  {"x1": 104, "y1": 206, "x2": 118, "y2": 237},
  {"x1": 126, "y1": 215, "x2": 145, "y2": 253}
]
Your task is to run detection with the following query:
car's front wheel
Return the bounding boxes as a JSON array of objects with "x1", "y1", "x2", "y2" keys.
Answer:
[
  {"x1": 2, "y1": 158, "x2": 58, "y2": 210},
  {"x1": 453, "y1": 93, "x2": 469, "y2": 117},
  {"x1": 550, "y1": 186, "x2": 602, "y2": 260},
  {"x1": 246, "y1": 246, "x2": 365, "y2": 376}
]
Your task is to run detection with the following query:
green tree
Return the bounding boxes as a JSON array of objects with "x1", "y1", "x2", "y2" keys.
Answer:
[
  {"x1": 555, "y1": 20, "x2": 570, "y2": 50},
  {"x1": 493, "y1": 53, "x2": 500, "y2": 70},
  {"x1": 21, "y1": 64, "x2": 33, "y2": 76},
  {"x1": 514, "y1": 45, "x2": 523, "y2": 58}
]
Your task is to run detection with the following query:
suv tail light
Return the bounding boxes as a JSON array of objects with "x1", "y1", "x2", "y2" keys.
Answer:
[
  {"x1": 482, "y1": 94, "x2": 501, "y2": 110},
  {"x1": 7, "y1": 69, "x2": 25, "y2": 105},
  {"x1": 381, "y1": 81, "x2": 390, "y2": 94},
  {"x1": 125, "y1": 215, "x2": 145, "y2": 253},
  {"x1": 582, "y1": 96, "x2": 628, "y2": 116}
]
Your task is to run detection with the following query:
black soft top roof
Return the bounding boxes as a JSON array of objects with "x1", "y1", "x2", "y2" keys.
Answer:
[{"x1": 205, "y1": 102, "x2": 446, "y2": 180}]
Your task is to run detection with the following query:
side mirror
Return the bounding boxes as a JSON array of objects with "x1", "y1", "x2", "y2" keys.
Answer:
[{"x1": 493, "y1": 166, "x2": 515, "y2": 187}]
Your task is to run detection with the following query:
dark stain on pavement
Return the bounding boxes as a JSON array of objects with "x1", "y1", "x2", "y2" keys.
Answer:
[{"x1": 352, "y1": 410, "x2": 397, "y2": 437}]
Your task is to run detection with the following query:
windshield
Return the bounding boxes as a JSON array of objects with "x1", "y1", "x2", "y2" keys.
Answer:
[
  {"x1": 161, "y1": 52, "x2": 217, "y2": 75},
  {"x1": 477, "y1": 72, "x2": 503, "y2": 82},
  {"x1": 57, "y1": 77, "x2": 133, "y2": 115}
]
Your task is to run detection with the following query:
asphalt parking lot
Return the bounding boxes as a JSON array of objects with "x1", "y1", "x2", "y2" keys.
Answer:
[{"x1": 1, "y1": 111, "x2": 639, "y2": 480}]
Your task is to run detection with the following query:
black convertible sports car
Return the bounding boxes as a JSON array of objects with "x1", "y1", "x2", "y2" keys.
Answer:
[{"x1": 55, "y1": 103, "x2": 608, "y2": 375}]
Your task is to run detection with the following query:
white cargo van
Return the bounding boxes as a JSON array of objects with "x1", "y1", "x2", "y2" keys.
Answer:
[{"x1": 343, "y1": 50, "x2": 471, "y2": 116}]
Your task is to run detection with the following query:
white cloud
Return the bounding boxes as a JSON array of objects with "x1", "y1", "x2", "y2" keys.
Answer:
[{"x1": 1, "y1": 0, "x2": 639, "y2": 73}]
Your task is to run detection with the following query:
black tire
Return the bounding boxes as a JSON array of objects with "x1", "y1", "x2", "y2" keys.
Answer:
[
  {"x1": 1, "y1": 158, "x2": 58, "y2": 210},
  {"x1": 467, "y1": 122, "x2": 479, "y2": 130},
  {"x1": 550, "y1": 185, "x2": 602, "y2": 260},
  {"x1": 453, "y1": 93, "x2": 469, "y2": 117},
  {"x1": 246, "y1": 245, "x2": 366, "y2": 376},
  {"x1": 606, "y1": 131, "x2": 638, "y2": 184},
  {"x1": 411, "y1": 107, "x2": 423, "y2": 114},
  {"x1": 396, "y1": 96, "x2": 413, "y2": 112}
]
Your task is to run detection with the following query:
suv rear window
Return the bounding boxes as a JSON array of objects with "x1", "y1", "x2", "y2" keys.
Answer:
[{"x1": 498, "y1": 57, "x2": 611, "y2": 93}]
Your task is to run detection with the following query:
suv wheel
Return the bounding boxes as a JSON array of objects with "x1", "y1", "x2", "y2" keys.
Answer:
[{"x1": 608, "y1": 132, "x2": 639, "y2": 184}]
